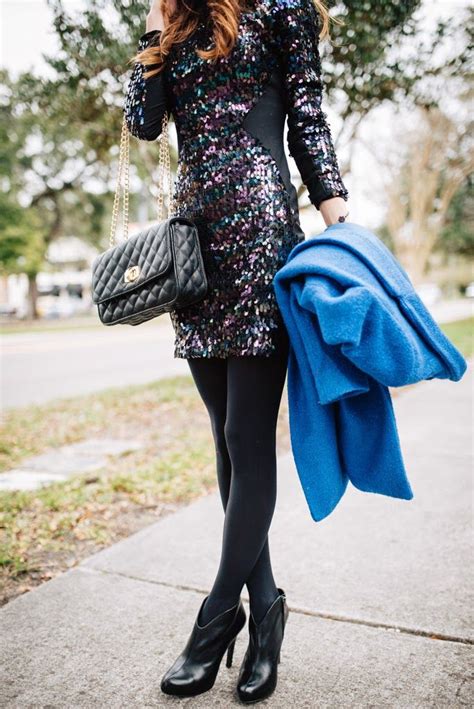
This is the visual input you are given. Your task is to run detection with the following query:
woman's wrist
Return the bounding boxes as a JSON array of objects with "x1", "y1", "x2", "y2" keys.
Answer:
[{"x1": 319, "y1": 196, "x2": 350, "y2": 227}]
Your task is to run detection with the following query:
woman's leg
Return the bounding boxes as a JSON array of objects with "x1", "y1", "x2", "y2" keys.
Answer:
[
  {"x1": 189, "y1": 327, "x2": 289, "y2": 625},
  {"x1": 187, "y1": 350, "x2": 284, "y2": 623},
  {"x1": 186, "y1": 356, "x2": 231, "y2": 507}
]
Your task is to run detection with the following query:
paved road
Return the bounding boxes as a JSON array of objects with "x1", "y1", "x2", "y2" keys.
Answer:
[
  {"x1": 1, "y1": 317, "x2": 188, "y2": 409},
  {"x1": 1, "y1": 365, "x2": 472, "y2": 706},
  {"x1": 1, "y1": 298, "x2": 472, "y2": 410}
]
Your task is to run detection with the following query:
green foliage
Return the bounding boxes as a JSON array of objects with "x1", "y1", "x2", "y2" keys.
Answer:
[
  {"x1": 0, "y1": 195, "x2": 47, "y2": 277},
  {"x1": 440, "y1": 317, "x2": 474, "y2": 359},
  {"x1": 1, "y1": 0, "x2": 471, "y2": 278},
  {"x1": 327, "y1": 0, "x2": 422, "y2": 117},
  {"x1": 437, "y1": 177, "x2": 474, "y2": 257}
]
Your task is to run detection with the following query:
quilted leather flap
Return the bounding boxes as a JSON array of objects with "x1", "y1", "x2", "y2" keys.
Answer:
[{"x1": 91, "y1": 221, "x2": 172, "y2": 304}]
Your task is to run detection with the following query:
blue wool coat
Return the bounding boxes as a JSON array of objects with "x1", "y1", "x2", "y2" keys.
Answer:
[{"x1": 273, "y1": 222, "x2": 467, "y2": 522}]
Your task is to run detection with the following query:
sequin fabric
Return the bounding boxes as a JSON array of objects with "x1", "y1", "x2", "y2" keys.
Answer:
[{"x1": 124, "y1": 0, "x2": 349, "y2": 358}]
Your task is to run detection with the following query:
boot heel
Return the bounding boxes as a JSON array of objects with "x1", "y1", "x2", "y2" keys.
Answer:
[{"x1": 226, "y1": 637, "x2": 236, "y2": 668}]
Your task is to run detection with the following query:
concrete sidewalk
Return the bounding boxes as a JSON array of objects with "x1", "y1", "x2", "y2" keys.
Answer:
[{"x1": 1, "y1": 367, "x2": 473, "y2": 707}]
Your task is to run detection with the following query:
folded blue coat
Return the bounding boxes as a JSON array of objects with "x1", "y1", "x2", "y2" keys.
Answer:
[{"x1": 273, "y1": 222, "x2": 467, "y2": 522}]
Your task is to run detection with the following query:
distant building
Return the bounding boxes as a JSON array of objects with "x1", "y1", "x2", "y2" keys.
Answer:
[
  {"x1": 1, "y1": 235, "x2": 99, "y2": 319},
  {"x1": 0, "y1": 226, "x2": 149, "y2": 320}
]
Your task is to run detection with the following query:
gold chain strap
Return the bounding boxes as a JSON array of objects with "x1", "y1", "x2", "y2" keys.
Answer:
[{"x1": 109, "y1": 112, "x2": 175, "y2": 248}]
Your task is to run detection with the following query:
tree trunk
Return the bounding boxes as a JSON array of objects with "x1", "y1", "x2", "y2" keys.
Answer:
[{"x1": 27, "y1": 273, "x2": 39, "y2": 320}]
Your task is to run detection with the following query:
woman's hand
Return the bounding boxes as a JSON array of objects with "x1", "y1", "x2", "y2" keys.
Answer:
[
  {"x1": 146, "y1": 0, "x2": 177, "y2": 32},
  {"x1": 319, "y1": 196, "x2": 350, "y2": 227}
]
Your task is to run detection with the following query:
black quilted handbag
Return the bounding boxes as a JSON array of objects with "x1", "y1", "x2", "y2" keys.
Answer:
[{"x1": 91, "y1": 112, "x2": 208, "y2": 326}]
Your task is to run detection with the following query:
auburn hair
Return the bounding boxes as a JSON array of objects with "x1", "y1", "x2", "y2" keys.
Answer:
[{"x1": 129, "y1": 0, "x2": 333, "y2": 79}]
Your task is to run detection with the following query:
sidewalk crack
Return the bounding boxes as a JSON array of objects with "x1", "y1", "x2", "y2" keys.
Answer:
[{"x1": 79, "y1": 566, "x2": 473, "y2": 646}]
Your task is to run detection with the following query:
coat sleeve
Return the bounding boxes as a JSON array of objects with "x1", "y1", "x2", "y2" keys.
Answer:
[
  {"x1": 274, "y1": 0, "x2": 349, "y2": 210},
  {"x1": 123, "y1": 29, "x2": 169, "y2": 141}
]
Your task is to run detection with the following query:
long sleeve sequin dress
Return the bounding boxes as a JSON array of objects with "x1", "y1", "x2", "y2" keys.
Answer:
[{"x1": 124, "y1": 0, "x2": 349, "y2": 358}]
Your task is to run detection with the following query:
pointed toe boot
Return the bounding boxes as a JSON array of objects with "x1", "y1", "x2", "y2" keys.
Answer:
[
  {"x1": 160, "y1": 595, "x2": 246, "y2": 698},
  {"x1": 236, "y1": 588, "x2": 289, "y2": 704}
]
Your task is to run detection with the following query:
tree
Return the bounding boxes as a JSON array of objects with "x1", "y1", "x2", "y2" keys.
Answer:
[
  {"x1": 0, "y1": 66, "x2": 120, "y2": 317},
  {"x1": 437, "y1": 177, "x2": 474, "y2": 259},
  {"x1": 384, "y1": 106, "x2": 473, "y2": 283},
  {"x1": 0, "y1": 196, "x2": 47, "y2": 318},
  {"x1": 379, "y1": 5, "x2": 473, "y2": 282},
  {"x1": 0, "y1": 0, "x2": 451, "y2": 315}
]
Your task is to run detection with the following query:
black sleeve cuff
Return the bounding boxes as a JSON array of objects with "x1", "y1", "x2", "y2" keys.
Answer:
[
  {"x1": 306, "y1": 179, "x2": 349, "y2": 211},
  {"x1": 138, "y1": 29, "x2": 162, "y2": 50}
]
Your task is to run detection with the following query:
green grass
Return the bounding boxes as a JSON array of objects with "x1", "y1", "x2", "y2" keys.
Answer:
[
  {"x1": 0, "y1": 376, "x2": 218, "y2": 594},
  {"x1": 0, "y1": 375, "x2": 199, "y2": 473},
  {"x1": 0, "y1": 439, "x2": 216, "y2": 572},
  {"x1": 439, "y1": 317, "x2": 474, "y2": 358},
  {"x1": 0, "y1": 373, "x2": 291, "y2": 602}
]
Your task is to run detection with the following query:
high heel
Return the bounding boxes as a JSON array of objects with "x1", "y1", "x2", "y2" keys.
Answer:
[
  {"x1": 160, "y1": 595, "x2": 246, "y2": 697},
  {"x1": 236, "y1": 587, "x2": 289, "y2": 704},
  {"x1": 226, "y1": 636, "x2": 237, "y2": 668}
]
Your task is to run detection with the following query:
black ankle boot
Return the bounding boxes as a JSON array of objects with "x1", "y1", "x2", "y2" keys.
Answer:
[
  {"x1": 160, "y1": 595, "x2": 246, "y2": 697},
  {"x1": 236, "y1": 587, "x2": 289, "y2": 704}
]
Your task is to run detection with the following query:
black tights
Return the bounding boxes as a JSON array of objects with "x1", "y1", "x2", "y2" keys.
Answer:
[{"x1": 186, "y1": 325, "x2": 289, "y2": 625}]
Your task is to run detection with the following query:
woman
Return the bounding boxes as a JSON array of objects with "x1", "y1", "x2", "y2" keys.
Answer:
[{"x1": 124, "y1": 0, "x2": 349, "y2": 702}]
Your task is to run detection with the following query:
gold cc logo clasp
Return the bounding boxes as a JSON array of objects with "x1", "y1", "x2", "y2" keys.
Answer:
[{"x1": 124, "y1": 265, "x2": 140, "y2": 283}]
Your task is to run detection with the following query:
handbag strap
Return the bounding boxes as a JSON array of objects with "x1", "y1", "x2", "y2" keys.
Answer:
[{"x1": 109, "y1": 111, "x2": 176, "y2": 248}]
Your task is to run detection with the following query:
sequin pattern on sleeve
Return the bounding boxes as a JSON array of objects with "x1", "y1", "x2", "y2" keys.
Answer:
[
  {"x1": 123, "y1": 30, "x2": 168, "y2": 141},
  {"x1": 272, "y1": 0, "x2": 349, "y2": 209}
]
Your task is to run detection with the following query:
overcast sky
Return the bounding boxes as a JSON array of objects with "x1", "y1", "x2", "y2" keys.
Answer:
[{"x1": 1, "y1": 0, "x2": 468, "y2": 229}]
